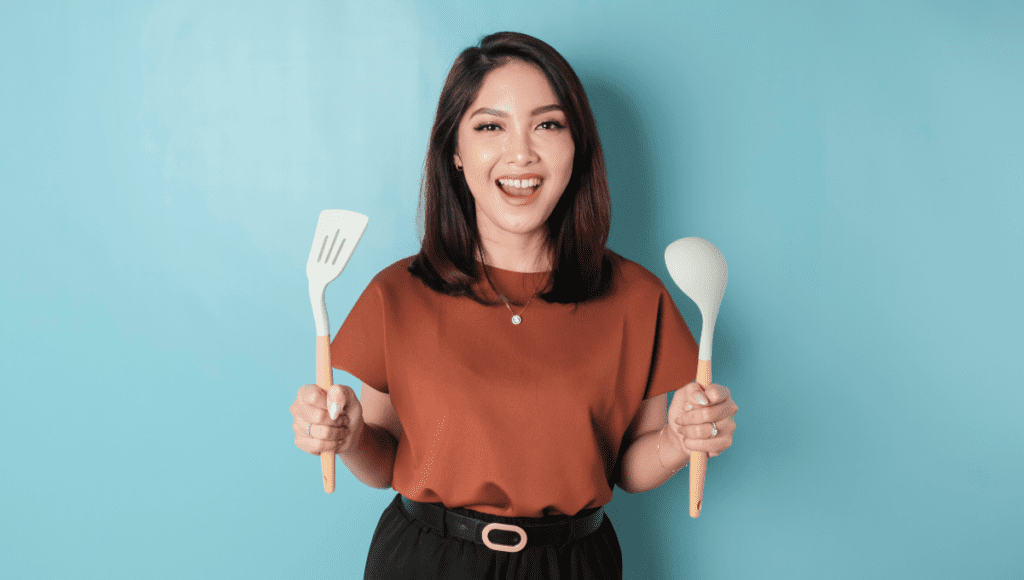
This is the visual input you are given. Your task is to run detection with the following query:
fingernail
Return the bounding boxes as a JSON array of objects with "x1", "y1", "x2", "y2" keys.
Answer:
[
  {"x1": 685, "y1": 404, "x2": 693, "y2": 411},
  {"x1": 329, "y1": 403, "x2": 341, "y2": 420},
  {"x1": 696, "y1": 393, "x2": 709, "y2": 406}
]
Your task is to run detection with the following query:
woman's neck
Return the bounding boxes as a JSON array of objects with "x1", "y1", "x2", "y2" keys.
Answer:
[{"x1": 477, "y1": 231, "x2": 552, "y2": 273}]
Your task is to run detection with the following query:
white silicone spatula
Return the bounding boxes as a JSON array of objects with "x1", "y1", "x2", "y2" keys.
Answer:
[
  {"x1": 665, "y1": 237, "x2": 728, "y2": 518},
  {"x1": 306, "y1": 209, "x2": 369, "y2": 493}
]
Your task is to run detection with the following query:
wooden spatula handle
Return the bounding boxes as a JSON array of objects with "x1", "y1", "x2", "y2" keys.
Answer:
[
  {"x1": 690, "y1": 358, "x2": 712, "y2": 518},
  {"x1": 316, "y1": 335, "x2": 336, "y2": 493}
]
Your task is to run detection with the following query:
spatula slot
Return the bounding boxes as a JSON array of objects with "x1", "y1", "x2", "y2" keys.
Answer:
[
  {"x1": 317, "y1": 235, "x2": 329, "y2": 263},
  {"x1": 324, "y1": 230, "x2": 341, "y2": 265},
  {"x1": 332, "y1": 239, "x2": 347, "y2": 265}
]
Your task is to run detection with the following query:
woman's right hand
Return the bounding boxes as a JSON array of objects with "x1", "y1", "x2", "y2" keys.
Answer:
[{"x1": 291, "y1": 384, "x2": 364, "y2": 456}]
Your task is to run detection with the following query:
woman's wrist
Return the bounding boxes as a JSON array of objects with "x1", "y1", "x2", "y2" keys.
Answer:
[{"x1": 656, "y1": 425, "x2": 689, "y2": 474}]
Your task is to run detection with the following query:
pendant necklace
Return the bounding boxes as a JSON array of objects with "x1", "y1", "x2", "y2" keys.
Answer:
[
  {"x1": 497, "y1": 292, "x2": 535, "y2": 325},
  {"x1": 479, "y1": 248, "x2": 545, "y2": 325}
]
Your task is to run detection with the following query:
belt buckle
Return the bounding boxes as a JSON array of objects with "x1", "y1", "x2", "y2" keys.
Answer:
[{"x1": 481, "y1": 522, "x2": 528, "y2": 553}]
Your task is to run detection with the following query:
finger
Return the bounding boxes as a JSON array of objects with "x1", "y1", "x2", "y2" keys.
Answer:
[
  {"x1": 676, "y1": 421, "x2": 722, "y2": 440},
  {"x1": 293, "y1": 419, "x2": 315, "y2": 439},
  {"x1": 677, "y1": 399, "x2": 738, "y2": 426},
  {"x1": 290, "y1": 398, "x2": 319, "y2": 425},
  {"x1": 681, "y1": 415, "x2": 735, "y2": 449},
  {"x1": 311, "y1": 422, "x2": 349, "y2": 441},
  {"x1": 676, "y1": 416, "x2": 736, "y2": 444},
  {"x1": 299, "y1": 384, "x2": 328, "y2": 408},
  {"x1": 294, "y1": 433, "x2": 337, "y2": 455},
  {"x1": 675, "y1": 382, "x2": 706, "y2": 411},
  {"x1": 292, "y1": 400, "x2": 329, "y2": 425},
  {"x1": 326, "y1": 385, "x2": 348, "y2": 421},
  {"x1": 712, "y1": 418, "x2": 736, "y2": 435},
  {"x1": 677, "y1": 405, "x2": 715, "y2": 425},
  {"x1": 704, "y1": 383, "x2": 730, "y2": 405},
  {"x1": 293, "y1": 417, "x2": 349, "y2": 439},
  {"x1": 691, "y1": 387, "x2": 710, "y2": 408},
  {"x1": 685, "y1": 434, "x2": 732, "y2": 454}
]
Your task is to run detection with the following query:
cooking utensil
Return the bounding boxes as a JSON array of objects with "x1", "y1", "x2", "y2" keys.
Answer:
[
  {"x1": 306, "y1": 209, "x2": 369, "y2": 493},
  {"x1": 665, "y1": 237, "x2": 728, "y2": 518}
]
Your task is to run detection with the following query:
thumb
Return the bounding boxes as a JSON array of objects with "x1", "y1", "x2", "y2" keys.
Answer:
[
  {"x1": 703, "y1": 383, "x2": 726, "y2": 405},
  {"x1": 327, "y1": 385, "x2": 347, "y2": 420},
  {"x1": 691, "y1": 383, "x2": 710, "y2": 407}
]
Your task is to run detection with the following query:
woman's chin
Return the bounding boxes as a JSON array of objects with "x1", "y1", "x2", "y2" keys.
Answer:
[{"x1": 481, "y1": 214, "x2": 547, "y2": 238}]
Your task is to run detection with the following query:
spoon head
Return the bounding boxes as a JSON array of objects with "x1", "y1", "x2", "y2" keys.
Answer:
[{"x1": 665, "y1": 237, "x2": 728, "y2": 320}]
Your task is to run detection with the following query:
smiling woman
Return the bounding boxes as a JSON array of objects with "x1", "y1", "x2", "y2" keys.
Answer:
[
  {"x1": 411, "y1": 32, "x2": 613, "y2": 303},
  {"x1": 452, "y1": 62, "x2": 575, "y2": 274},
  {"x1": 289, "y1": 31, "x2": 739, "y2": 580}
]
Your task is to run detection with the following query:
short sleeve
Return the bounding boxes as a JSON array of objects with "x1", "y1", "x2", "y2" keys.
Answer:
[
  {"x1": 643, "y1": 286, "x2": 700, "y2": 400},
  {"x1": 331, "y1": 279, "x2": 388, "y2": 393}
]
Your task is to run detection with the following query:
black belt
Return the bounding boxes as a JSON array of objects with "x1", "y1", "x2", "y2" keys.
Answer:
[{"x1": 399, "y1": 495, "x2": 605, "y2": 553}]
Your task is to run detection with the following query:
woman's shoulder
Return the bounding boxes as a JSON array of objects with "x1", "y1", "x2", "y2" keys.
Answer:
[
  {"x1": 606, "y1": 250, "x2": 670, "y2": 296},
  {"x1": 367, "y1": 255, "x2": 420, "y2": 288}
]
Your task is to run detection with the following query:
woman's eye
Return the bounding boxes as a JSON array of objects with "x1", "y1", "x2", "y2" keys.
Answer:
[
  {"x1": 539, "y1": 120, "x2": 566, "y2": 130},
  {"x1": 474, "y1": 123, "x2": 501, "y2": 132}
]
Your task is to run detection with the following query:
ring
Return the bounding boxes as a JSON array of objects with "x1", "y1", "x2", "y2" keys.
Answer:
[
  {"x1": 306, "y1": 422, "x2": 313, "y2": 436},
  {"x1": 710, "y1": 422, "x2": 718, "y2": 437}
]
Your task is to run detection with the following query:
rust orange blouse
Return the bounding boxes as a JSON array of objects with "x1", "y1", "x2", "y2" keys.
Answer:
[{"x1": 331, "y1": 251, "x2": 699, "y2": 517}]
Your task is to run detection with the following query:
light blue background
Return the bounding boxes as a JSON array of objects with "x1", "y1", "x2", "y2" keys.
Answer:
[{"x1": 2, "y1": 1, "x2": 1021, "y2": 578}]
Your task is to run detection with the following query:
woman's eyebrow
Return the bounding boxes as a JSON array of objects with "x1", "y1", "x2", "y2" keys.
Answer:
[
  {"x1": 531, "y1": 104, "x2": 563, "y2": 115},
  {"x1": 469, "y1": 104, "x2": 564, "y2": 118}
]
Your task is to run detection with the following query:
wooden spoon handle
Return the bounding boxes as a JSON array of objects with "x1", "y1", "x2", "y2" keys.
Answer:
[
  {"x1": 690, "y1": 358, "x2": 712, "y2": 517},
  {"x1": 316, "y1": 335, "x2": 336, "y2": 493}
]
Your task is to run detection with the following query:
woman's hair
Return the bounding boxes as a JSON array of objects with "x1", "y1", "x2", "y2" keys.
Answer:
[{"x1": 409, "y1": 31, "x2": 613, "y2": 304}]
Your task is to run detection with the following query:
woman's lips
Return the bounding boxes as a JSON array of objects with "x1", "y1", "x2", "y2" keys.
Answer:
[{"x1": 497, "y1": 179, "x2": 541, "y2": 205}]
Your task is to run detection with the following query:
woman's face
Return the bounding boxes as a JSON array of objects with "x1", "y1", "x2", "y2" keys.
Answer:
[{"x1": 454, "y1": 61, "x2": 575, "y2": 249}]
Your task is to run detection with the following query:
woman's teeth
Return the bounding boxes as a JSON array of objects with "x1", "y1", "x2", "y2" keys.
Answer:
[
  {"x1": 497, "y1": 178, "x2": 541, "y2": 196},
  {"x1": 498, "y1": 178, "x2": 541, "y2": 188}
]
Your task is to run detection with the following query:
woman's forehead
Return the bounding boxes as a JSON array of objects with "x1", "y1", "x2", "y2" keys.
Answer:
[{"x1": 468, "y1": 62, "x2": 560, "y2": 114}]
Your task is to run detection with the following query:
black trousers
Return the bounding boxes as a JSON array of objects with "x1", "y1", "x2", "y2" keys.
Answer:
[{"x1": 364, "y1": 493, "x2": 623, "y2": 580}]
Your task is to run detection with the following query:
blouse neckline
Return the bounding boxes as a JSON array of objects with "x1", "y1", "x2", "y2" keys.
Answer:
[{"x1": 474, "y1": 260, "x2": 552, "y2": 275}]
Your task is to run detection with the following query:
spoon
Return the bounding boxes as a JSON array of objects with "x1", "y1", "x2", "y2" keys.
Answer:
[{"x1": 665, "y1": 237, "x2": 728, "y2": 518}]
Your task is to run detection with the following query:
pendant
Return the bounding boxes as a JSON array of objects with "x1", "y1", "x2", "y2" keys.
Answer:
[{"x1": 511, "y1": 315, "x2": 522, "y2": 325}]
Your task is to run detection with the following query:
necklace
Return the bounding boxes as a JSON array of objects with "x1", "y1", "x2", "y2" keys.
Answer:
[
  {"x1": 497, "y1": 292, "x2": 535, "y2": 325},
  {"x1": 478, "y1": 248, "x2": 546, "y2": 325}
]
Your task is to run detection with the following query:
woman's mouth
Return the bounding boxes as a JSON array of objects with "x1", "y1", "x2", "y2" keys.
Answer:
[{"x1": 496, "y1": 176, "x2": 542, "y2": 204}]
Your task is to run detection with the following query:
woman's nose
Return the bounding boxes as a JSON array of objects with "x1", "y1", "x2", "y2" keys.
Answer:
[{"x1": 505, "y1": 127, "x2": 538, "y2": 165}]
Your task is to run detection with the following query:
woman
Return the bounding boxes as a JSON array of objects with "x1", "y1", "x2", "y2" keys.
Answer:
[{"x1": 290, "y1": 32, "x2": 738, "y2": 579}]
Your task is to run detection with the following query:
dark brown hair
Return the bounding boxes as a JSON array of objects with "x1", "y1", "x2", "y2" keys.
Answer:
[{"x1": 409, "y1": 31, "x2": 612, "y2": 304}]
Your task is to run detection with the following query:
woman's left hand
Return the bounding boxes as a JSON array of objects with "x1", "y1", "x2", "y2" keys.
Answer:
[{"x1": 667, "y1": 382, "x2": 738, "y2": 458}]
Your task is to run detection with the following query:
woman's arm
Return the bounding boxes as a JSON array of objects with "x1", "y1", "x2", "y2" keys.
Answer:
[
  {"x1": 617, "y1": 383, "x2": 739, "y2": 494},
  {"x1": 336, "y1": 382, "x2": 402, "y2": 489},
  {"x1": 616, "y1": 393, "x2": 689, "y2": 494}
]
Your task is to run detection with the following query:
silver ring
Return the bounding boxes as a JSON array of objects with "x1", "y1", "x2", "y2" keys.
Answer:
[
  {"x1": 306, "y1": 422, "x2": 313, "y2": 436},
  {"x1": 710, "y1": 422, "x2": 718, "y2": 437}
]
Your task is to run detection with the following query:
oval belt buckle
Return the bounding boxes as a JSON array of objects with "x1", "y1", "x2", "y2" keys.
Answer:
[{"x1": 481, "y1": 522, "x2": 528, "y2": 553}]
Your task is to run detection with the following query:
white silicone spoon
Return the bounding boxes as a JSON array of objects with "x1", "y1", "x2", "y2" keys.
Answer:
[
  {"x1": 306, "y1": 209, "x2": 369, "y2": 493},
  {"x1": 665, "y1": 237, "x2": 728, "y2": 518}
]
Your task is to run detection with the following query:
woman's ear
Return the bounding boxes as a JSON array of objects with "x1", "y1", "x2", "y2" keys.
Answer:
[{"x1": 453, "y1": 151, "x2": 463, "y2": 171}]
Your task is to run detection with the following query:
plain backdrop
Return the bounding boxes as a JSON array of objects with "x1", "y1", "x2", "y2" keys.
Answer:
[{"x1": 1, "y1": 1, "x2": 1022, "y2": 579}]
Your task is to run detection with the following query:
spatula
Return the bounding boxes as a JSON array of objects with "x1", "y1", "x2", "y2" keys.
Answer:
[
  {"x1": 306, "y1": 209, "x2": 369, "y2": 493},
  {"x1": 665, "y1": 237, "x2": 728, "y2": 518}
]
